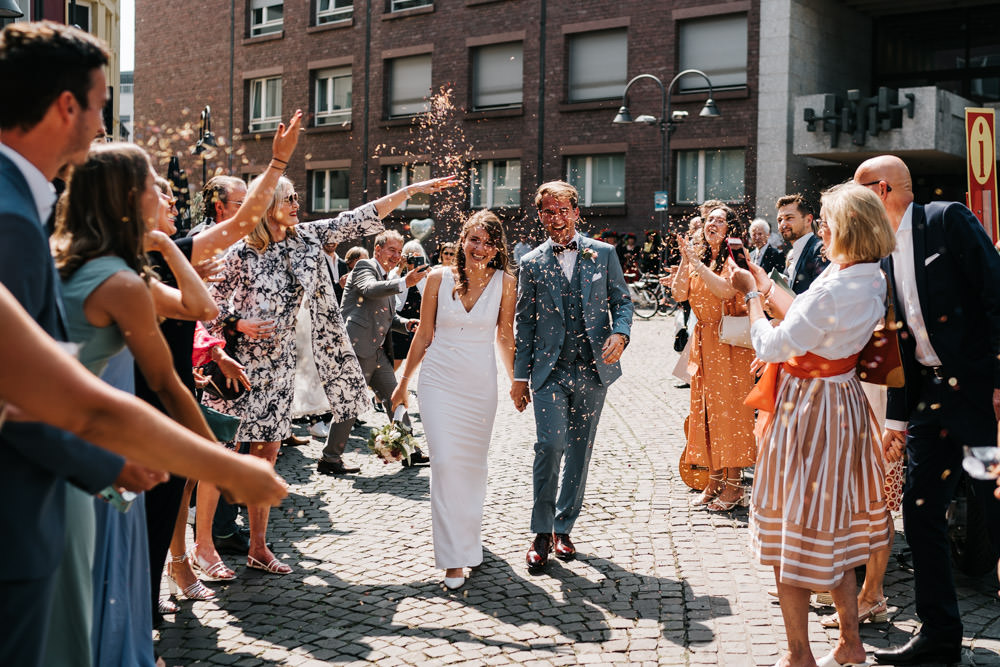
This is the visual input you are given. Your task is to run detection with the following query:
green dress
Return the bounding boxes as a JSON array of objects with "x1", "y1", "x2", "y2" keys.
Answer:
[{"x1": 42, "y1": 257, "x2": 134, "y2": 667}]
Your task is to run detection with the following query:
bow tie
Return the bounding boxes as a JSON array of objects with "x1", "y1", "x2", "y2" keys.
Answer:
[{"x1": 552, "y1": 240, "x2": 578, "y2": 254}]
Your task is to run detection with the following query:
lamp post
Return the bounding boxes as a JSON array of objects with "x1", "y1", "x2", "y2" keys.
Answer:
[
  {"x1": 0, "y1": 0, "x2": 23, "y2": 18},
  {"x1": 613, "y1": 69, "x2": 720, "y2": 238},
  {"x1": 191, "y1": 105, "x2": 217, "y2": 188}
]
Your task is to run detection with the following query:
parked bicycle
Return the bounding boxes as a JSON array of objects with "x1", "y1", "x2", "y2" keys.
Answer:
[{"x1": 625, "y1": 271, "x2": 676, "y2": 320}]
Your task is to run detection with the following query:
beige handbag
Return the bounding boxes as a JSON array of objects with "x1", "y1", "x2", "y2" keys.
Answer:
[{"x1": 718, "y1": 298, "x2": 752, "y2": 348}]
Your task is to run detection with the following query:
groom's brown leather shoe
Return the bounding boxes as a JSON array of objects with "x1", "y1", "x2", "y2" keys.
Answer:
[
  {"x1": 526, "y1": 533, "x2": 552, "y2": 571},
  {"x1": 553, "y1": 533, "x2": 576, "y2": 561}
]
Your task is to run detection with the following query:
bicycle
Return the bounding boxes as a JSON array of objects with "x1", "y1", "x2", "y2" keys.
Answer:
[{"x1": 626, "y1": 272, "x2": 676, "y2": 320}]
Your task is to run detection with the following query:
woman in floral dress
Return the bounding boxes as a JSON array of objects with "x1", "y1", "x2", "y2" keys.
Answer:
[{"x1": 204, "y1": 174, "x2": 458, "y2": 573}]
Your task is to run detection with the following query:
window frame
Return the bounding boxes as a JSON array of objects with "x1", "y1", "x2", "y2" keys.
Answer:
[
  {"x1": 565, "y1": 154, "x2": 626, "y2": 207},
  {"x1": 389, "y1": 0, "x2": 431, "y2": 12},
  {"x1": 384, "y1": 163, "x2": 431, "y2": 210},
  {"x1": 316, "y1": 0, "x2": 352, "y2": 24},
  {"x1": 314, "y1": 66, "x2": 353, "y2": 126},
  {"x1": 310, "y1": 168, "x2": 351, "y2": 213},
  {"x1": 469, "y1": 159, "x2": 522, "y2": 209},
  {"x1": 248, "y1": 76, "x2": 282, "y2": 133},
  {"x1": 250, "y1": 0, "x2": 284, "y2": 37},
  {"x1": 675, "y1": 148, "x2": 746, "y2": 205}
]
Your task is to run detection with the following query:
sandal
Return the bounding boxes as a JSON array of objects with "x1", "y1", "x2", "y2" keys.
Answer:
[
  {"x1": 247, "y1": 554, "x2": 292, "y2": 575},
  {"x1": 706, "y1": 478, "x2": 750, "y2": 512},
  {"x1": 157, "y1": 598, "x2": 179, "y2": 614},
  {"x1": 692, "y1": 472, "x2": 725, "y2": 507},
  {"x1": 819, "y1": 597, "x2": 888, "y2": 628},
  {"x1": 166, "y1": 552, "x2": 216, "y2": 601},
  {"x1": 190, "y1": 547, "x2": 236, "y2": 581}
]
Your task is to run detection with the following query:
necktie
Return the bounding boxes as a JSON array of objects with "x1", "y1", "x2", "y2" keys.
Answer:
[{"x1": 552, "y1": 240, "x2": 578, "y2": 254}]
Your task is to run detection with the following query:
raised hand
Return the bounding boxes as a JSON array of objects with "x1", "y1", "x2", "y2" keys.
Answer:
[
  {"x1": 143, "y1": 229, "x2": 172, "y2": 253},
  {"x1": 407, "y1": 174, "x2": 461, "y2": 196},
  {"x1": 193, "y1": 255, "x2": 225, "y2": 281},
  {"x1": 271, "y1": 110, "x2": 303, "y2": 164}
]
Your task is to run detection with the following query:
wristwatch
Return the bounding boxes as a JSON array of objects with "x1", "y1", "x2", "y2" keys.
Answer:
[{"x1": 744, "y1": 290, "x2": 761, "y2": 304}]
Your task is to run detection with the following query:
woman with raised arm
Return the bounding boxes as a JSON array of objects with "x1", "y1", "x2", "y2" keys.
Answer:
[
  {"x1": 391, "y1": 210, "x2": 517, "y2": 590},
  {"x1": 205, "y1": 173, "x2": 459, "y2": 574}
]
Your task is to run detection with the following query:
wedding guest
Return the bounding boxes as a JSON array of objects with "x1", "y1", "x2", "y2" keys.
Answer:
[
  {"x1": 344, "y1": 245, "x2": 369, "y2": 270},
  {"x1": 512, "y1": 180, "x2": 633, "y2": 571},
  {"x1": 391, "y1": 210, "x2": 517, "y2": 589},
  {"x1": 186, "y1": 175, "x2": 246, "y2": 237},
  {"x1": 436, "y1": 241, "x2": 457, "y2": 266},
  {"x1": 390, "y1": 239, "x2": 429, "y2": 370},
  {"x1": 733, "y1": 181, "x2": 895, "y2": 667},
  {"x1": 206, "y1": 175, "x2": 459, "y2": 568},
  {"x1": 512, "y1": 231, "x2": 533, "y2": 265},
  {"x1": 670, "y1": 205, "x2": 756, "y2": 511},
  {"x1": 617, "y1": 232, "x2": 640, "y2": 277},
  {"x1": 855, "y1": 156, "x2": 1000, "y2": 666},
  {"x1": 748, "y1": 218, "x2": 785, "y2": 275},
  {"x1": 776, "y1": 194, "x2": 829, "y2": 294}
]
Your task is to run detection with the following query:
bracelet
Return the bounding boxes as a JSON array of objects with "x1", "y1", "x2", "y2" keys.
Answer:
[
  {"x1": 270, "y1": 156, "x2": 288, "y2": 165},
  {"x1": 401, "y1": 375, "x2": 411, "y2": 380},
  {"x1": 744, "y1": 290, "x2": 761, "y2": 304},
  {"x1": 267, "y1": 163, "x2": 284, "y2": 171}
]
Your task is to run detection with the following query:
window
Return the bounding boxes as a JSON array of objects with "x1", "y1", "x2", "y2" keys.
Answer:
[
  {"x1": 250, "y1": 0, "x2": 283, "y2": 36},
  {"x1": 470, "y1": 160, "x2": 521, "y2": 208},
  {"x1": 311, "y1": 169, "x2": 350, "y2": 212},
  {"x1": 387, "y1": 54, "x2": 431, "y2": 118},
  {"x1": 390, "y1": 0, "x2": 431, "y2": 11},
  {"x1": 249, "y1": 77, "x2": 282, "y2": 132},
  {"x1": 567, "y1": 29, "x2": 627, "y2": 102},
  {"x1": 472, "y1": 42, "x2": 523, "y2": 110},
  {"x1": 385, "y1": 164, "x2": 430, "y2": 210},
  {"x1": 68, "y1": 2, "x2": 91, "y2": 32},
  {"x1": 678, "y1": 14, "x2": 747, "y2": 92},
  {"x1": 566, "y1": 155, "x2": 625, "y2": 206},
  {"x1": 676, "y1": 149, "x2": 745, "y2": 204},
  {"x1": 314, "y1": 67, "x2": 352, "y2": 126},
  {"x1": 316, "y1": 0, "x2": 352, "y2": 24}
]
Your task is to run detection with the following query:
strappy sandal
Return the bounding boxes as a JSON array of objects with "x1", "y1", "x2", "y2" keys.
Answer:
[
  {"x1": 167, "y1": 552, "x2": 217, "y2": 601},
  {"x1": 692, "y1": 472, "x2": 725, "y2": 507},
  {"x1": 190, "y1": 547, "x2": 236, "y2": 581},
  {"x1": 157, "y1": 598, "x2": 179, "y2": 614},
  {"x1": 247, "y1": 554, "x2": 292, "y2": 575},
  {"x1": 819, "y1": 597, "x2": 888, "y2": 628},
  {"x1": 706, "y1": 478, "x2": 750, "y2": 512}
]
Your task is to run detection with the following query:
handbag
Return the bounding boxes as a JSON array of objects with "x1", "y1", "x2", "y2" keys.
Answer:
[
  {"x1": 856, "y1": 275, "x2": 904, "y2": 387},
  {"x1": 199, "y1": 404, "x2": 241, "y2": 442},
  {"x1": 718, "y1": 299, "x2": 752, "y2": 348},
  {"x1": 201, "y1": 359, "x2": 250, "y2": 401},
  {"x1": 673, "y1": 327, "x2": 689, "y2": 353}
]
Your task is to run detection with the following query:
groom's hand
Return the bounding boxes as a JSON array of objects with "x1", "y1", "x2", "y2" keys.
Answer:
[
  {"x1": 601, "y1": 333, "x2": 628, "y2": 364},
  {"x1": 511, "y1": 380, "x2": 531, "y2": 412}
]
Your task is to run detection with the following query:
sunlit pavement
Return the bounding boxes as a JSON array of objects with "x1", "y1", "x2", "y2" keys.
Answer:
[{"x1": 157, "y1": 316, "x2": 1000, "y2": 666}]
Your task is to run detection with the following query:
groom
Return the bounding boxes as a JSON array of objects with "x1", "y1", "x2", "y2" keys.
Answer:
[{"x1": 512, "y1": 180, "x2": 633, "y2": 571}]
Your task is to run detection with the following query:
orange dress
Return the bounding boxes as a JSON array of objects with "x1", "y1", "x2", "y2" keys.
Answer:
[{"x1": 684, "y1": 269, "x2": 757, "y2": 469}]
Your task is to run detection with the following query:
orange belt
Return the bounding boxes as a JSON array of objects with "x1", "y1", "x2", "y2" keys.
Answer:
[{"x1": 744, "y1": 351, "x2": 859, "y2": 439}]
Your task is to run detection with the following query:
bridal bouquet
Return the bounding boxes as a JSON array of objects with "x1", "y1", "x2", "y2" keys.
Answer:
[{"x1": 367, "y1": 413, "x2": 418, "y2": 465}]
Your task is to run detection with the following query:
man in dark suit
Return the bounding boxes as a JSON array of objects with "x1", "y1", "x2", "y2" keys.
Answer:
[
  {"x1": 748, "y1": 218, "x2": 786, "y2": 275},
  {"x1": 776, "y1": 194, "x2": 829, "y2": 294},
  {"x1": 318, "y1": 230, "x2": 429, "y2": 474},
  {"x1": 324, "y1": 241, "x2": 350, "y2": 303},
  {"x1": 0, "y1": 21, "x2": 161, "y2": 666},
  {"x1": 855, "y1": 156, "x2": 1000, "y2": 666}
]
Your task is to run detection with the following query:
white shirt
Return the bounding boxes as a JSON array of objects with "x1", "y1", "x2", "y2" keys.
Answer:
[
  {"x1": 549, "y1": 233, "x2": 580, "y2": 281},
  {"x1": 892, "y1": 203, "x2": 942, "y2": 367},
  {"x1": 751, "y1": 262, "x2": 886, "y2": 370},
  {"x1": 0, "y1": 142, "x2": 57, "y2": 226},
  {"x1": 785, "y1": 232, "x2": 814, "y2": 283}
]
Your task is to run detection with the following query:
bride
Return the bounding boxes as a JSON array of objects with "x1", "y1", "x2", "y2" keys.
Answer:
[{"x1": 391, "y1": 210, "x2": 516, "y2": 590}]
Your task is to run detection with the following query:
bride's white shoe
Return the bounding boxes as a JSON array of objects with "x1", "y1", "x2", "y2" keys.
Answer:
[{"x1": 443, "y1": 576, "x2": 465, "y2": 590}]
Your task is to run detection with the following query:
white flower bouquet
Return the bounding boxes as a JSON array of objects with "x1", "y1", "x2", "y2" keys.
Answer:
[{"x1": 366, "y1": 418, "x2": 418, "y2": 465}]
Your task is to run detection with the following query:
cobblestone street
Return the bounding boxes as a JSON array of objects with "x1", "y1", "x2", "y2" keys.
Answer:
[{"x1": 159, "y1": 316, "x2": 1000, "y2": 666}]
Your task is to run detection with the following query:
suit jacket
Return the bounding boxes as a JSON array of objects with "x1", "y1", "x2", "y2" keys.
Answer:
[
  {"x1": 790, "y1": 234, "x2": 829, "y2": 294},
  {"x1": 328, "y1": 255, "x2": 349, "y2": 303},
  {"x1": 514, "y1": 236, "x2": 634, "y2": 391},
  {"x1": 340, "y1": 258, "x2": 411, "y2": 360},
  {"x1": 885, "y1": 201, "x2": 1000, "y2": 446},
  {"x1": 0, "y1": 152, "x2": 124, "y2": 580},
  {"x1": 754, "y1": 244, "x2": 786, "y2": 276}
]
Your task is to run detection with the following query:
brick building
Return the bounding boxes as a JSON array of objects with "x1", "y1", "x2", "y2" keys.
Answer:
[{"x1": 135, "y1": 0, "x2": 759, "y2": 249}]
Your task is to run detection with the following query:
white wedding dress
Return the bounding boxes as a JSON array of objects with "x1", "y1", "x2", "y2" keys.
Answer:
[{"x1": 419, "y1": 268, "x2": 504, "y2": 569}]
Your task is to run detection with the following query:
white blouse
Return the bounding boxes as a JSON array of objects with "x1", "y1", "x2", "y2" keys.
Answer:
[{"x1": 751, "y1": 262, "x2": 885, "y2": 363}]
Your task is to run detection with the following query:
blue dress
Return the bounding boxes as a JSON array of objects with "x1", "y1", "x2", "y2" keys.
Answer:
[{"x1": 56, "y1": 257, "x2": 156, "y2": 667}]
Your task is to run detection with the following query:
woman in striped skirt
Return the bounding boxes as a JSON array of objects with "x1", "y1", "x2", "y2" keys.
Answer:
[{"x1": 730, "y1": 182, "x2": 896, "y2": 667}]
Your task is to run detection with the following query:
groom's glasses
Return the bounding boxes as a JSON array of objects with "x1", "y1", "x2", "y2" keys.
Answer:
[{"x1": 539, "y1": 206, "x2": 573, "y2": 218}]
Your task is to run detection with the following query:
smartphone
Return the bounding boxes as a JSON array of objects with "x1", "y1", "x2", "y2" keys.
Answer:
[
  {"x1": 99, "y1": 486, "x2": 137, "y2": 513},
  {"x1": 727, "y1": 238, "x2": 750, "y2": 270},
  {"x1": 408, "y1": 256, "x2": 426, "y2": 267}
]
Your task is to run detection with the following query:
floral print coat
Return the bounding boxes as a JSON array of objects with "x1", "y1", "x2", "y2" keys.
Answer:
[{"x1": 203, "y1": 203, "x2": 382, "y2": 442}]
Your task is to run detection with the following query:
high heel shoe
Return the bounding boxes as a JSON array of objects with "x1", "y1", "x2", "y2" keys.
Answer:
[
  {"x1": 705, "y1": 479, "x2": 750, "y2": 512},
  {"x1": 691, "y1": 472, "x2": 725, "y2": 507},
  {"x1": 190, "y1": 547, "x2": 236, "y2": 581},
  {"x1": 167, "y1": 552, "x2": 217, "y2": 601},
  {"x1": 443, "y1": 576, "x2": 465, "y2": 590}
]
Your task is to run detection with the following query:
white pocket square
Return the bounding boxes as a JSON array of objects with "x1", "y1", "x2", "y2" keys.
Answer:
[
  {"x1": 591, "y1": 272, "x2": 603, "y2": 282},
  {"x1": 924, "y1": 252, "x2": 940, "y2": 266}
]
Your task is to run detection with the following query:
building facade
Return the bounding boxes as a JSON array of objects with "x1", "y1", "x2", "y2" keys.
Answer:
[{"x1": 135, "y1": 0, "x2": 760, "y2": 248}]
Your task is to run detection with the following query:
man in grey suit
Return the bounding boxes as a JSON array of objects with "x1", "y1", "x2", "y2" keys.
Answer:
[
  {"x1": 0, "y1": 21, "x2": 162, "y2": 665},
  {"x1": 512, "y1": 181, "x2": 633, "y2": 571},
  {"x1": 318, "y1": 230, "x2": 430, "y2": 474}
]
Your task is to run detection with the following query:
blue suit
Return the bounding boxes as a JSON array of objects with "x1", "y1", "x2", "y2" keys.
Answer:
[
  {"x1": 0, "y1": 150, "x2": 124, "y2": 666},
  {"x1": 515, "y1": 236, "x2": 632, "y2": 534}
]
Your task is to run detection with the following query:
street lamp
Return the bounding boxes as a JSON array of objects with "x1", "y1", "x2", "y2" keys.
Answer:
[
  {"x1": 613, "y1": 70, "x2": 720, "y2": 237},
  {"x1": 191, "y1": 105, "x2": 217, "y2": 188},
  {"x1": 0, "y1": 0, "x2": 23, "y2": 18}
]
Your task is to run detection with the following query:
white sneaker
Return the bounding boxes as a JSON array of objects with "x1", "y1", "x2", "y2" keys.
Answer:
[{"x1": 308, "y1": 420, "x2": 330, "y2": 438}]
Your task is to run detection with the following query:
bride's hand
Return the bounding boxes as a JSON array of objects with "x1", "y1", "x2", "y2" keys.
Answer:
[{"x1": 390, "y1": 384, "x2": 408, "y2": 412}]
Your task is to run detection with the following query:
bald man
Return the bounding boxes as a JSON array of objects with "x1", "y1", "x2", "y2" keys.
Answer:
[{"x1": 855, "y1": 156, "x2": 1000, "y2": 666}]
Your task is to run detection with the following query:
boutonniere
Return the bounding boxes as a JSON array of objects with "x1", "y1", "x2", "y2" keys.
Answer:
[{"x1": 581, "y1": 247, "x2": 597, "y2": 261}]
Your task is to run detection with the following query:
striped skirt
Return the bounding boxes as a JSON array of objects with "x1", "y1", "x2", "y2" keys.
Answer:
[{"x1": 750, "y1": 370, "x2": 890, "y2": 589}]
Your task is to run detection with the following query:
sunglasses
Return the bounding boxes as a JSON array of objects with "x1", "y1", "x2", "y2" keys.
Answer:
[
  {"x1": 284, "y1": 192, "x2": 299, "y2": 204},
  {"x1": 860, "y1": 180, "x2": 892, "y2": 194}
]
